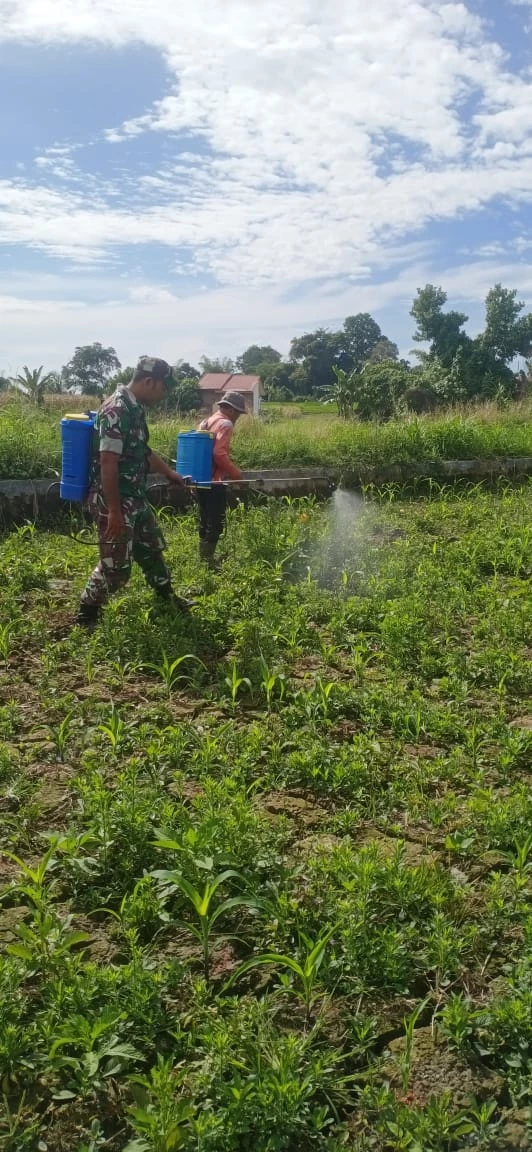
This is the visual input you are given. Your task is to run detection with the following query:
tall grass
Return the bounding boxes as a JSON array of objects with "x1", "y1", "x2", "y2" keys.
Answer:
[{"x1": 0, "y1": 395, "x2": 530, "y2": 480}]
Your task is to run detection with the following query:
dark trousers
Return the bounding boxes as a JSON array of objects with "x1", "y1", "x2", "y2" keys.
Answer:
[{"x1": 197, "y1": 484, "x2": 227, "y2": 545}]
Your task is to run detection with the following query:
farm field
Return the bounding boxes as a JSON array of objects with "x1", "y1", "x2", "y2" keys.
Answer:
[
  {"x1": 0, "y1": 482, "x2": 532, "y2": 1150},
  {"x1": 0, "y1": 397, "x2": 531, "y2": 481}
]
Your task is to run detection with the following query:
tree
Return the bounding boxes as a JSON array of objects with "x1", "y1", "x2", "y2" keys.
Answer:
[
  {"x1": 0, "y1": 375, "x2": 10, "y2": 392},
  {"x1": 172, "y1": 378, "x2": 201, "y2": 414},
  {"x1": 410, "y1": 281, "x2": 532, "y2": 403},
  {"x1": 105, "y1": 366, "x2": 135, "y2": 393},
  {"x1": 198, "y1": 355, "x2": 234, "y2": 375},
  {"x1": 482, "y1": 284, "x2": 532, "y2": 363},
  {"x1": 353, "y1": 360, "x2": 411, "y2": 420},
  {"x1": 321, "y1": 360, "x2": 409, "y2": 421},
  {"x1": 289, "y1": 314, "x2": 394, "y2": 394},
  {"x1": 256, "y1": 360, "x2": 295, "y2": 397},
  {"x1": 369, "y1": 337, "x2": 399, "y2": 364},
  {"x1": 289, "y1": 328, "x2": 344, "y2": 394},
  {"x1": 62, "y1": 343, "x2": 121, "y2": 396},
  {"x1": 45, "y1": 371, "x2": 63, "y2": 394},
  {"x1": 236, "y1": 345, "x2": 281, "y2": 373},
  {"x1": 173, "y1": 360, "x2": 200, "y2": 383},
  {"x1": 411, "y1": 285, "x2": 469, "y2": 369},
  {"x1": 342, "y1": 313, "x2": 383, "y2": 370},
  {"x1": 12, "y1": 365, "x2": 57, "y2": 406}
]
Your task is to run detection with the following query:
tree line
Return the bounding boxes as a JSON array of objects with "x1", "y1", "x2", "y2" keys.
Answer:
[{"x1": 2, "y1": 282, "x2": 531, "y2": 419}]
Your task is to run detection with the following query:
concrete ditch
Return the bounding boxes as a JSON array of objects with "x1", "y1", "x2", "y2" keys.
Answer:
[{"x1": 0, "y1": 459, "x2": 531, "y2": 526}]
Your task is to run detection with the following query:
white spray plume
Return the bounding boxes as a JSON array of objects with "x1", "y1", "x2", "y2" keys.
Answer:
[{"x1": 311, "y1": 487, "x2": 368, "y2": 588}]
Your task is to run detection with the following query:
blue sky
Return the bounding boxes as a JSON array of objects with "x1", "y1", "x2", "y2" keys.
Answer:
[{"x1": 0, "y1": 0, "x2": 531, "y2": 373}]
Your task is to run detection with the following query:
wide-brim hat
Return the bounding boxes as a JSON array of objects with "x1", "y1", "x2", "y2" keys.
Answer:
[{"x1": 219, "y1": 391, "x2": 246, "y2": 413}]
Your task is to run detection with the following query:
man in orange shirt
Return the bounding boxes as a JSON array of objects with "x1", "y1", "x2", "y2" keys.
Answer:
[{"x1": 197, "y1": 391, "x2": 245, "y2": 566}]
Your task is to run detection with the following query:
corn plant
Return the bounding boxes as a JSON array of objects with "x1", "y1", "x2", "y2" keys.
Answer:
[
  {"x1": 259, "y1": 654, "x2": 285, "y2": 709},
  {"x1": 224, "y1": 660, "x2": 252, "y2": 710},
  {"x1": 98, "y1": 704, "x2": 128, "y2": 752},
  {"x1": 145, "y1": 652, "x2": 205, "y2": 694},
  {"x1": 226, "y1": 925, "x2": 337, "y2": 1026},
  {"x1": 1, "y1": 844, "x2": 57, "y2": 911},
  {"x1": 0, "y1": 622, "x2": 15, "y2": 663},
  {"x1": 151, "y1": 865, "x2": 259, "y2": 982},
  {"x1": 501, "y1": 834, "x2": 532, "y2": 886},
  {"x1": 46, "y1": 709, "x2": 76, "y2": 761},
  {"x1": 396, "y1": 996, "x2": 431, "y2": 1091}
]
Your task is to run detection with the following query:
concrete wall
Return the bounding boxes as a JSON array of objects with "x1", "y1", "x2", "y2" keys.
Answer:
[{"x1": 1, "y1": 458, "x2": 531, "y2": 526}]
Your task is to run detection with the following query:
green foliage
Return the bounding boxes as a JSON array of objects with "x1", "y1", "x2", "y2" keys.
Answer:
[
  {"x1": 62, "y1": 342, "x2": 121, "y2": 395},
  {"x1": 198, "y1": 354, "x2": 234, "y2": 374},
  {"x1": 12, "y1": 365, "x2": 57, "y2": 406},
  {"x1": 236, "y1": 345, "x2": 281, "y2": 373},
  {"x1": 411, "y1": 281, "x2": 532, "y2": 402},
  {"x1": 0, "y1": 484, "x2": 531, "y2": 1148}
]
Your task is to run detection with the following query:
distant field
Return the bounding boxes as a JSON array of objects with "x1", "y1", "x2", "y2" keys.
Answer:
[{"x1": 0, "y1": 395, "x2": 530, "y2": 480}]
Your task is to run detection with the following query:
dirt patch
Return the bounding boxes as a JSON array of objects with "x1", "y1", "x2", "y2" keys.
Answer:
[
  {"x1": 41, "y1": 1097, "x2": 124, "y2": 1152},
  {"x1": 383, "y1": 1026, "x2": 504, "y2": 1108},
  {"x1": 0, "y1": 904, "x2": 26, "y2": 941},
  {"x1": 260, "y1": 791, "x2": 327, "y2": 828},
  {"x1": 511, "y1": 715, "x2": 532, "y2": 730},
  {"x1": 496, "y1": 1109, "x2": 532, "y2": 1151},
  {"x1": 297, "y1": 832, "x2": 343, "y2": 857},
  {"x1": 402, "y1": 744, "x2": 441, "y2": 760},
  {"x1": 357, "y1": 829, "x2": 438, "y2": 867}
]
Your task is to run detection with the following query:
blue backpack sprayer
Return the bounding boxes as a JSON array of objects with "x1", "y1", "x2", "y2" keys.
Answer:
[{"x1": 60, "y1": 417, "x2": 216, "y2": 501}]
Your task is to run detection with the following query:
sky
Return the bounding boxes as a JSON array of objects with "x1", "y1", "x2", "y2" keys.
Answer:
[{"x1": 0, "y1": 0, "x2": 532, "y2": 374}]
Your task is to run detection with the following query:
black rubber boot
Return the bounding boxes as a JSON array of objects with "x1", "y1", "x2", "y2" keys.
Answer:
[
  {"x1": 155, "y1": 584, "x2": 195, "y2": 612},
  {"x1": 199, "y1": 540, "x2": 220, "y2": 570},
  {"x1": 75, "y1": 603, "x2": 101, "y2": 630}
]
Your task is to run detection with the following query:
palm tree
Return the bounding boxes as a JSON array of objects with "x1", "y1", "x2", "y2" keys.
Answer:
[{"x1": 12, "y1": 365, "x2": 56, "y2": 406}]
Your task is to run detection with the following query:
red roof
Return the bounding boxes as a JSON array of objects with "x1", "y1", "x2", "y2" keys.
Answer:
[{"x1": 198, "y1": 372, "x2": 260, "y2": 393}]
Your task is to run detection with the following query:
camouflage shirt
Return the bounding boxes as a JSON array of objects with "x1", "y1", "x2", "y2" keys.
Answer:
[{"x1": 90, "y1": 388, "x2": 152, "y2": 498}]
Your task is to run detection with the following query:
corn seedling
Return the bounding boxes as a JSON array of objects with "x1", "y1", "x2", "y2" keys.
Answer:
[
  {"x1": 396, "y1": 996, "x2": 431, "y2": 1091},
  {"x1": 259, "y1": 654, "x2": 286, "y2": 709},
  {"x1": 146, "y1": 651, "x2": 205, "y2": 694},
  {"x1": 46, "y1": 709, "x2": 76, "y2": 761},
  {"x1": 151, "y1": 866, "x2": 259, "y2": 982},
  {"x1": 224, "y1": 660, "x2": 252, "y2": 709},
  {"x1": 226, "y1": 925, "x2": 338, "y2": 1026},
  {"x1": 98, "y1": 704, "x2": 129, "y2": 752},
  {"x1": 0, "y1": 622, "x2": 15, "y2": 663}
]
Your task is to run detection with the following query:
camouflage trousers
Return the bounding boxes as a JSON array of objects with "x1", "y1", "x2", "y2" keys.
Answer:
[{"x1": 80, "y1": 492, "x2": 170, "y2": 607}]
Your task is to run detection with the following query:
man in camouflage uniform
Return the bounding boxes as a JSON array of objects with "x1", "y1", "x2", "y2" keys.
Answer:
[{"x1": 76, "y1": 356, "x2": 191, "y2": 628}]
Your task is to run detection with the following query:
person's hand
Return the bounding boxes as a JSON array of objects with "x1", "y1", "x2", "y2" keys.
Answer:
[
  {"x1": 167, "y1": 470, "x2": 185, "y2": 487},
  {"x1": 104, "y1": 508, "x2": 126, "y2": 542}
]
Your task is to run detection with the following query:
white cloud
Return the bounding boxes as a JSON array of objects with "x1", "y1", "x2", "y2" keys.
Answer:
[
  {"x1": 1, "y1": 256, "x2": 531, "y2": 375},
  {"x1": 0, "y1": 0, "x2": 530, "y2": 289}
]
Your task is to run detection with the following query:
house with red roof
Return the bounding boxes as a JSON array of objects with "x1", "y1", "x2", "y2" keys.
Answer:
[{"x1": 198, "y1": 372, "x2": 262, "y2": 416}]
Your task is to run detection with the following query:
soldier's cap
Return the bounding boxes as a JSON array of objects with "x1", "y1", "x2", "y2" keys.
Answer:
[
  {"x1": 219, "y1": 391, "x2": 246, "y2": 414},
  {"x1": 136, "y1": 356, "x2": 174, "y2": 386}
]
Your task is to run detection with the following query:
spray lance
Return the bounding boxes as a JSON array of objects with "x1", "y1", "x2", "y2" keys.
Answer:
[{"x1": 56, "y1": 418, "x2": 333, "y2": 544}]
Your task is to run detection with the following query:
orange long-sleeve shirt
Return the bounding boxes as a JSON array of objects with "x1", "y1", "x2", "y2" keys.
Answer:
[{"x1": 199, "y1": 413, "x2": 242, "y2": 482}]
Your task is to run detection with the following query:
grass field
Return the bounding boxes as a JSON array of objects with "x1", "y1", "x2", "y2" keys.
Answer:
[
  {"x1": 0, "y1": 396, "x2": 531, "y2": 480},
  {"x1": 0, "y1": 482, "x2": 531, "y2": 1149}
]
